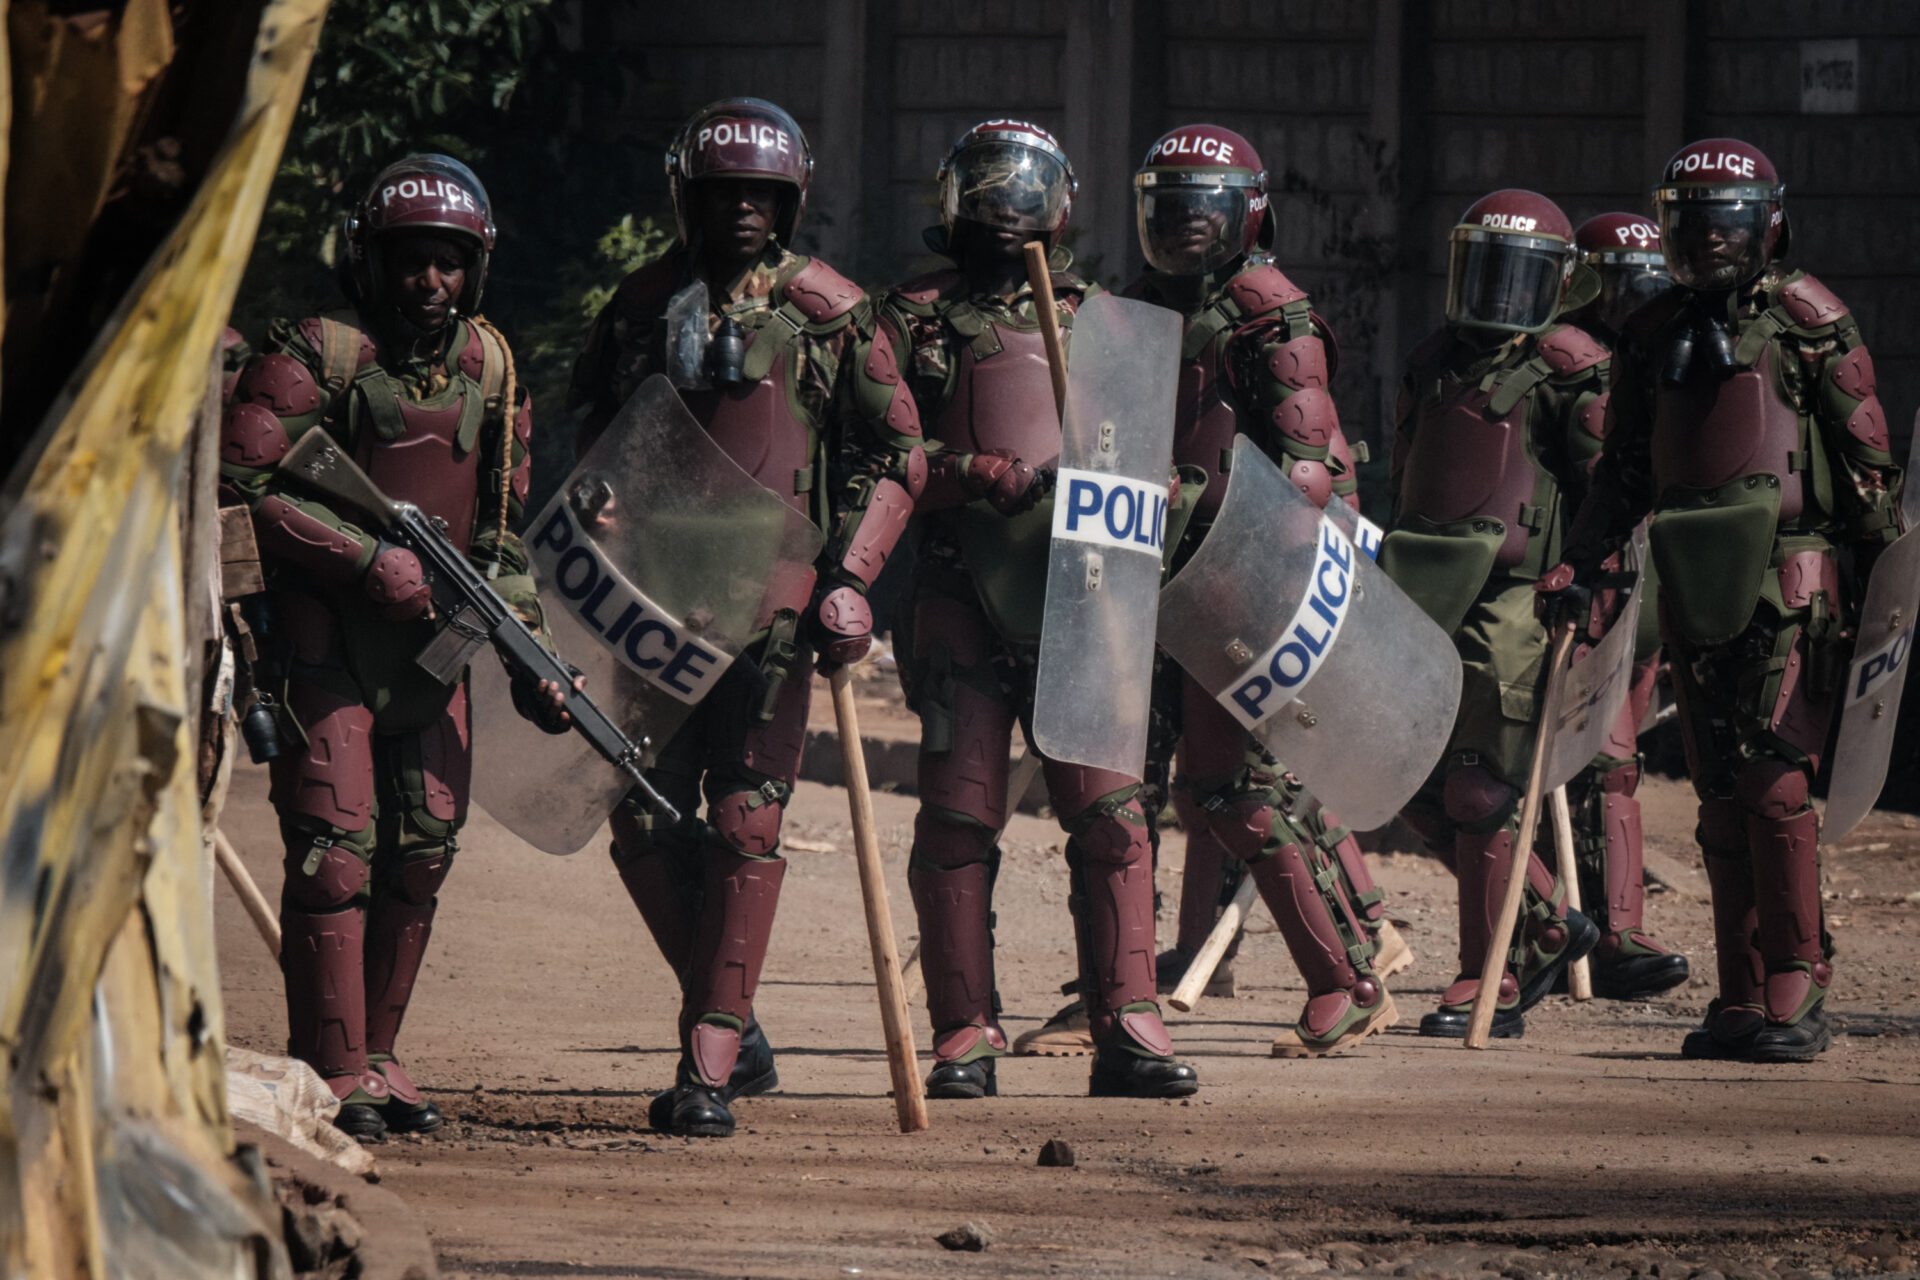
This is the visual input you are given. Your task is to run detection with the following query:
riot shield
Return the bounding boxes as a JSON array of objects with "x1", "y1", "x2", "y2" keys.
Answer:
[
  {"x1": 1542, "y1": 525, "x2": 1650, "y2": 791},
  {"x1": 1031, "y1": 293, "x2": 1182, "y2": 774},
  {"x1": 1158, "y1": 436, "x2": 1462, "y2": 830},
  {"x1": 471, "y1": 376, "x2": 825, "y2": 855},
  {"x1": 1823, "y1": 421, "x2": 1920, "y2": 840}
]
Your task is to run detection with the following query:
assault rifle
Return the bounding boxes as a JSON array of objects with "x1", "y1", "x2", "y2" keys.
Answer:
[{"x1": 276, "y1": 428, "x2": 680, "y2": 823}]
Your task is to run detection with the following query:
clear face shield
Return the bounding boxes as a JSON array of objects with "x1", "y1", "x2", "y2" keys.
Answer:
[
  {"x1": 1134, "y1": 178, "x2": 1252, "y2": 275},
  {"x1": 1591, "y1": 253, "x2": 1671, "y2": 333},
  {"x1": 1656, "y1": 194, "x2": 1777, "y2": 290},
  {"x1": 1444, "y1": 228, "x2": 1572, "y2": 334},
  {"x1": 943, "y1": 141, "x2": 1071, "y2": 234}
]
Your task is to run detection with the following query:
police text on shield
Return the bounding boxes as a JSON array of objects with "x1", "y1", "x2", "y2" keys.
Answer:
[
  {"x1": 1223, "y1": 517, "x2": 1356, "y2": 730},
  {"x1": 1051, "y1": 468, "x2": 1168, "y2": 556},
  {"x1": 531, "y1": 506, "x2": 733, "y2": 703}
]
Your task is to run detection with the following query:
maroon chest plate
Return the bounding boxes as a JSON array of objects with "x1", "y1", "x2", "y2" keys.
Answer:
[
  {"x1": 931, "y1": 322, "x2": 1062, "y2": 467},
  {"x1": 1398, "y1": 380, "x2": 1539, "y2": 568},
  {"x1": 1171, "y1": 344, "x2": 1240, "y2": 522},
  {"x1": 358, "y1": 395, "x2": 481, "y2": 553},
  {"x1": 679, "y1": 345, "x2": 812, "y2": 515},
  {"x1": 1651, "y1": 345, "x2": 1803, "y2": 520}
]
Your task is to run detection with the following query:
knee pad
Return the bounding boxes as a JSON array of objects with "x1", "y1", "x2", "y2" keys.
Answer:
[
  {"x1": 1442, "y1": 763, "x2": 1519, "y2": 833},
  {"x1": 911, "y1": 807, "x2": 997, "y2": 871},
  {"x1": 1735, "y1": 761, "x2": 1810, "y2": 821},
  {"x1": 1069, "y1": 804, "x2": 1150, "y2": 868},
  {"x1": 711, "y1": 782, "x2": 788, "y2": 856},
  {"x1": 389, "y1": 851, "x2": 451, "y2": 906},
  {"x1": 283, "y1": 840, "x2": 371, "y2": 912},
  {"x1": 1598, "y1": 757, "x2": 1640, "y2": 799}
]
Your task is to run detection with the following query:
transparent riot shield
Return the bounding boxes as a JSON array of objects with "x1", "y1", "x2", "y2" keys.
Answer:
[
  {"x1": 1158, "y1": 436, "x2": 1462, "y2": 830},
  {"x1": 1824, "y1": 421, "x2": 1920, "y2": 840},
  {"x1": 1031, "y1": 293, "x2": 1183, "y2": 775},
  {"x1": 1542, "y1": 525, "x2": 1650, "y2": 792},
  {"x1": 471, "y1": 376, "x2": 825, "y2": 854}
]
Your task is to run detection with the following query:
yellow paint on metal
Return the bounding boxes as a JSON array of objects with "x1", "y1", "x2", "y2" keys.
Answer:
[{"x1": 0, "y1": 3, "x2": 330, "y2": 1275}]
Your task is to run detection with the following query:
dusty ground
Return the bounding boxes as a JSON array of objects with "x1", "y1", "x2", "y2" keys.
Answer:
[{"x1": 216, "y1": 669, "x2": 1920, "y2": 1280}]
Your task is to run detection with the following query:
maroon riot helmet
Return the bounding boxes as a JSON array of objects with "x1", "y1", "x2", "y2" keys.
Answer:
[
  {"x1": 346, "y1": 154, "x2": 496, "y2": 313},
  {"x1": 1134, "y1": 123, "x2": 1270, "y2": 275},
  {"x1": 666, "y1": 97, "x2": 814, "y2": 245},
  {"x1": 1445, "y1": 189, "x2": 1576, "y2": 335},
  {"x1": 1575, "y1": 212, "x2": 1672, "y2": 334},
  {"x1": 937, "y1": 119, "x2": 1077, "y2": 249},
  {"x1": 1652, "y1": 138, "x2": 1786, "y2": 291}
]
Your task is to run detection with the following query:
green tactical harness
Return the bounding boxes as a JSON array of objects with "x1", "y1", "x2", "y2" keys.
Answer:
[
  {"x1": 1647, "y1": 283, "x2": 1859, "y2": 648},
  {"x1": 1381, "y1": 345, "x2": 1568, "y2": 634}
]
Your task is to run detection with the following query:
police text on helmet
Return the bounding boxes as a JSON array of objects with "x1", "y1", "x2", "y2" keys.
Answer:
[
  {"x1": 1149, "y1": 134, "x2": 1235, "y2": 165},
  {"x1": 381, "y1": 178, "x2": 478, "y2": 210},
  {"x1": 696, "y1": 121, "x2": 792, "y2": 155}
]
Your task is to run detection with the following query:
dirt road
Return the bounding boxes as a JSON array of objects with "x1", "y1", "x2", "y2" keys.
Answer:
[{"x1": 215, "y1": 728, "x2": 1920, "y2": 1280}]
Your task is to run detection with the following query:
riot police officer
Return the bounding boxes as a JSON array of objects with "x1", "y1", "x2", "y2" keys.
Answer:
[
  {"x1": 221, "y1": 155, "x2": 552, "y2": 1138},
  {"x1": 568, "y1": 98, "x2": 926, "y2": 1136},
  {"x1": 1559, "y1": 140, "x2": 1900, "y2": 1061},
  {"x1": 1382, "y1": 188, "x2": 1608, "y2": 1039},
  {"x1": 882, "y1": 120, "x2": 1199, "y2": 1100}
]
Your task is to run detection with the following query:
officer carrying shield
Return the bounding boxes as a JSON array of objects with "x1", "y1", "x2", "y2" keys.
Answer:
[
  {"x1": 881, "y1": 120, "x2": 1199, "y2": 1101},
  {"x1": 568, "y1": 98, "x2": 927, "y2": 1136},
  {"x1": 1381, "y1": 189, "x2": 1609, "y2": 1039}
]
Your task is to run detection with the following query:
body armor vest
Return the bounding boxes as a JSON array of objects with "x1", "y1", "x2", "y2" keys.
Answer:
[
  {"x1": 345, "y1": 325, "x2": 493, "y2": 554},
  {"x1": 681, "y1": 348, "x2": 814, "y2": 516},
  {"x1": 931, "y1": 320, "x2": 1063, "y2": 466},
  {"x1": 1651, "y1": 345, "x2": 1803, "y2": 522},
  {"x1": 1399, "y1": 378, "x2": 1555, "y2": 572}
]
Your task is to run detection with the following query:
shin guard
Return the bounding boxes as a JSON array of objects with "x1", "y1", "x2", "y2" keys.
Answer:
[
  {"x1": 363, "y1": 897, "x2": 435, "y2": 1061},
  {"x1": 680, "y1": 851, "x2": 787, "y2": 1087},
  {"x1": 1699, "y1": 797, "x2": 1763, "y2": 1009},
  {"x1": 283, "y1": 906, "x2": 383, "y2": 1099}
]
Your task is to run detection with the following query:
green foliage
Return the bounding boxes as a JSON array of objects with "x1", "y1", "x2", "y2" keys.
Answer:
[{"x1": 517, "y1": 214, "x2": 676, "y2": 510}]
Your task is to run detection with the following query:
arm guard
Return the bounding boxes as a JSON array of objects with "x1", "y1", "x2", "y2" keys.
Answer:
[
  {"x1": 1814, "y1": 318, "x2": 1902, "y2": 545},
  {"x1": 1237, "y1": 312, "x2": 1346, "y2": 511},
  {"x1": 821, "y1": 305, "x2": 927, "y2": 593}
]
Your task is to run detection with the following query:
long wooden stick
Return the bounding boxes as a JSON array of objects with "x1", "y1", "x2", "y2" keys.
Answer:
[
  {"x1": 1548, "y1": 785, "x2": 1593, "y2": 1000},
  {"x1": 214, "y1": 829, "x2": 281, "y2": 959},
  {"x1": 1464, "y1": 622, "x2": 1578, "y2": 1048},
  {"x1": 899, "y1": 749, "x2": 1044, "y2": 1004},
  {"x1": 1023, "y1": 241, "x2": 1068, "y2": 416},
  {"x1": 830, "y1": 667, "x2": 929, "y2": 1133},
  {"x1": 1167, "y1": 873, "x2": 1258, "y2": 1013}
]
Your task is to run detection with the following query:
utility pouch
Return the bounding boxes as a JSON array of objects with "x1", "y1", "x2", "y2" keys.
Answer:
[
  {"x1": 1649, "y1": 474, "x2": 1783, "y2": 646},
  {"x1": 1377, "y1": 514, "x2": 1506, "y2": 636},
  {"x1": 755, "y1": 608, "x2": 801, "y2": 723}
]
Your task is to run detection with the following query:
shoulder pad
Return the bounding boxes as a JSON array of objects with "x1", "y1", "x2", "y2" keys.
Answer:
[
  {"x1": 1226, "y1": 263, "x2": 1308, "y2": 316},
  {"x1": 612, "y1": 255, "x2": 683, "y2": 315},
  {"x1": 1536, "y1": 325, "x2": 1610, "y2": 376},
  {"x1": 1777, "y1": 272, "x2": 1849, "y2": 328},
  {"x1": 891, "y1": 269, "x2": 964, "y2": 308},
  {"x1": 1621, "y1": 287, "x2": 1690, "y2": 345},
  {"x1": 783, "y1": 257, "x2": 864, "y2": 325},
  {"x1": 293, "y1": 316, "x2": 376, "y2": 373}
]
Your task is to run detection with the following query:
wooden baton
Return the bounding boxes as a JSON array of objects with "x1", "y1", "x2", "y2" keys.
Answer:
[
  {"x1": 830, "y1": 666, "x2": 930, "y2": 1133},
  {"x1": 1463, "y1": 620, "x2": 1578, "y2": 1049},
  {"x1": 1548, "y1": 785, "x2": 1594, "y2": 1001}
]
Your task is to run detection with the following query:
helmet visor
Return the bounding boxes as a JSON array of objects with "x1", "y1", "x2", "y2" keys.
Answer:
[
  {"x1": 1657, "y1": 199, "x2": 1774, "y2": 290},
  {"x1": 1595, "y1": 261, "x2": 1671, "y2": 333},
  {"x1": 1136, "y1": 184, "x2": 1247, "y2": 274},
  {"x1": 944, "y1": 142, "x2": 1070, "y2": 233},
  {"x1": 1445, "y1": 230, "x2": 1569, "y2": 333}
]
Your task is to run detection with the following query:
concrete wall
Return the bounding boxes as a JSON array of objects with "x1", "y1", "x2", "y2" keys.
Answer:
[{"x1": 577, "y1": 0, "x2": 1920, "y2": 453}]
